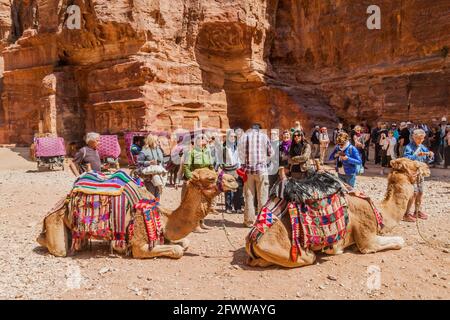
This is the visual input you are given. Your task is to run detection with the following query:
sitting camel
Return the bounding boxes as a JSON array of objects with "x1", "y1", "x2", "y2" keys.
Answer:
[
  {"x1": 246, "y1": 158, "x2": 430, "y2": 268},
  {"x1": 37, "y1": 168, "x2": 238, "y2": 259}
]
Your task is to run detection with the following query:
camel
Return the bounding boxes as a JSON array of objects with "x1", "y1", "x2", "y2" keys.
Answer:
[
  {"x1": 37, "y1": 168, "x2": 238, "y2": 259},
  {"x1": 246, "y1": 158, "x2": 431, "y2": 268}
]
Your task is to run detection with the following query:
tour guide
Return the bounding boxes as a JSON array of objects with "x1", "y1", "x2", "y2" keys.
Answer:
[{"x1": 329, "y1": 132, "x2": 362, "y2": 188}]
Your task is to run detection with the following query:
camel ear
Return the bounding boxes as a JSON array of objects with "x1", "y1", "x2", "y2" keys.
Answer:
[
  {"x1": 191, "y1": 170, "x2": 200, "y2": 183},
  {"x1": 390, "y1": 159, "x2": 405, "y2": 171}
]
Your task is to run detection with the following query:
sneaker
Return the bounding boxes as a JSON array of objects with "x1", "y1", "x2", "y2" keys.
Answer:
[
  {"x1": 403, "y1": 213, "x2": 416, "y2": 222},
  {"x1": 415, "y1": 211, "x2": 429, "y2": 220},
  {"x1": 231, "y1": 209, "x2": 237, "y2": 214}
]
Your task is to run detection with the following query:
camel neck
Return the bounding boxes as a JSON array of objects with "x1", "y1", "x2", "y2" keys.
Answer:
[
  {"x1": 380, "y1": 175, "x2": 414, "y2": 229},
  {"x1": 163, "y1": 183, "x2": 214, "y2": 241}
]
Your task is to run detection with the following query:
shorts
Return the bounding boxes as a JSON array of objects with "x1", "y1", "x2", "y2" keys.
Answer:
[{"x1": 414, "y1": 176, "x2": 424, "y2": 193}]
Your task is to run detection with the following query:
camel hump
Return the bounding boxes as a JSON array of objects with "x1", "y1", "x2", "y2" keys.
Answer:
[{"x1": 277, "y1": 171, "x2": 344, "y2": 203}]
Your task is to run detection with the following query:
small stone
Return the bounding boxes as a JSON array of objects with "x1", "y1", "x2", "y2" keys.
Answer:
[
  {"x1": 319, "y1": 285, "x2": 326, "y2": 290},
  {"x1": 99, "y1": 267, "x2": 110, "y2": 275},
  {"x1": 432, "y1": 273, "x2": 438, "y2": 278},
  {"x1": 327, "y1": 275, "x2": 337, "y2": 281}
]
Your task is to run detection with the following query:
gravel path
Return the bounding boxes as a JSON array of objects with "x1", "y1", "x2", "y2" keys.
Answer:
[{"x1": 0, "y1": 147, "x2": 449, "y2": 300}]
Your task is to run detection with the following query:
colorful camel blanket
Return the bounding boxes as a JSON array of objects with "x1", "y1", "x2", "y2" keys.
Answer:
[
  {"x1": 247, "y1": 198, "x2": 287, "y2": 243},
  {"x1": 72, "y1": 170, "x2": 143, "y2": 196},
  {"x1": 69, "y1": 171, "x2": 146, "y2": 251},
  {"x1": 249, "y1": 172, "x2": 350, "y2": 262},
  {"x1": 70, "y1": 193, "x2": 113, "y2": 250},
  {"x1": 288, "y1": 192, "x2": 349, "y2": 261},
  {"x1": 129, "y1": 199, "x2": 164, "y2": 249}
]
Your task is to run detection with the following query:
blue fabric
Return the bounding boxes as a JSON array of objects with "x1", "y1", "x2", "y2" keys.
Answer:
[
  {"x1": 338, "y1": 173, "x2": 356, "y2": 188},
  {"x1": 403, "y1": 142, "x2": 434, "y2": 163},
  {"x1": 329, "y1": 144, "x2": 362, "y2": 175},
  {"x1": 393, "y1": 130, "x2": 400, "y2": 140}
]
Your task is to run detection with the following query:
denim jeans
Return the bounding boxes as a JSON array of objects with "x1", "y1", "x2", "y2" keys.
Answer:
[
  {"x1": 225, "y1": 177, "x2": 244, "y2": 211},
  {"x1": 338, "y1": 173, "x2": 356, "y2": 188}
]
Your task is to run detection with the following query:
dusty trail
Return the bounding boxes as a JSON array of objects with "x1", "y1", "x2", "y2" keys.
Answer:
[{"x1": 0, "y1": 147, "x2": 449, "y2": 300}]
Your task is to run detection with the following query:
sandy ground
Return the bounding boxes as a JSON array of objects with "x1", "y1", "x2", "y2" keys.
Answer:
[{"x1": 0, "y1": 146, "x2": 449, "y2": 300}]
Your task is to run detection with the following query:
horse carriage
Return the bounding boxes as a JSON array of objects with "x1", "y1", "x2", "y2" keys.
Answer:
[
  {"x1": 98, "y1": 135, "x2": 121, "y2": 172},
  {"x1": 34, "y1": 136, "x2": 66, "y2": 171}
]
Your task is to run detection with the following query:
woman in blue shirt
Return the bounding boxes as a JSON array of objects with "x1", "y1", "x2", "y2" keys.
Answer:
[
  {"x1": 403, "y1": 129, "x2": 434, "y2": 222},
  {"x1": 329, "y1": 132, "x2": 362, "y2": 188}
]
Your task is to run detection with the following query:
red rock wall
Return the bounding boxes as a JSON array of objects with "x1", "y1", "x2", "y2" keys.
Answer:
[
  {"x1": 0, "y1": 0, "x2": 448, "y2": 145},
  {"x1": 269, "y1": 0, "x2": 450, "y2": 126}
]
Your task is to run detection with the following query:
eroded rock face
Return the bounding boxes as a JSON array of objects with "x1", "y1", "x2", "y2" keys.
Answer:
[{"x1": 0, "y1": 0, "x2": 448, "y2": 145}]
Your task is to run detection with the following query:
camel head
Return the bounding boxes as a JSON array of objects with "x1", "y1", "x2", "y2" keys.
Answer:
[
  {"x1": 217, "y1": 171, "x2": 239, "y2": 193},
  {"x1": 189, "y1": 168, "x2": 238, "y2": 198},
  {"x1": 390, "y1": 158, "x2": 431, "y2": 184},
  {"x1": 36, "y1": 205, "x2": 71, "y2": 257}
]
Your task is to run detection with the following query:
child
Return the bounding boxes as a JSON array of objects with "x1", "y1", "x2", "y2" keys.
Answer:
[
  {"x1": 380, "y1": 130, "x2": 397, "y2": 175},
  {"x1": 403, "y1": 129, "x2": 434, "y2": 222}
]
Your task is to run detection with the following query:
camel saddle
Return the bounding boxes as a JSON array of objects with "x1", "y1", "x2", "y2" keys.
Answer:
[
  {"x1": 249, "y1": 172, "x2": 349, "y2": 261},
  {"x1": 68, "y1": 170, "x2": 150, "y2": 252}
]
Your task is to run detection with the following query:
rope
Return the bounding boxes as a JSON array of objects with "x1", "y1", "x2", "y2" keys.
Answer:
[
  {"x1": 221, "y1": 210, "x2": 239, "y2": 252},
  {"x1": 412, "y1": 173, "x2": 449, "y2": 251},
  {"x1": 415, "y1": 215, "x2": 449, "y2": 251}
]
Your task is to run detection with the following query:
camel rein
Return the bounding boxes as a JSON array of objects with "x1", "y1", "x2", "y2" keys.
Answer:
[
  {"x1": 217, "y1": 171, "x2": 239, "y2": 252},
  {"x1": 415, "y1": 218, "x2": 449, "y2": 251},
  {"x1": 412, "y1": 174, "x2": 449, "y2": 251}
]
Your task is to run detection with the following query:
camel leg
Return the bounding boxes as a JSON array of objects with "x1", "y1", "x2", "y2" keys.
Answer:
[
  {"x1": 323, "y1": 244, "x2": 345, "y2": 255},
  {"x1": 357, "y1": 235, "x2": 405, "y2": 254},
  {"x1": 252, "y1": 243, "x2": 316, "y2": 268},
  {"x1": 132, "y1": 243, "x2": 184, "y2": 259},
  {"x1": 246, "y1": 257, "x2": 275, "y2": 268},
  {"x1": 170, "y1": 238, "x2": 190, "y2": 251}
]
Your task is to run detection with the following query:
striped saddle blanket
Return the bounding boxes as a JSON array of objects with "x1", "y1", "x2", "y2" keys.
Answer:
[
  {"x1": 69, "y1": 170, "x2": 147, "y2": 252},
  {"x1": 72, "y1": 170, "x2": 143, "y2": 196}
]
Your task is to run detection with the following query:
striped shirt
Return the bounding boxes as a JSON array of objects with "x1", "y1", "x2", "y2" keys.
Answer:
[{"x1": 238, "y1": 129, "x2": 273, "y2": 174}]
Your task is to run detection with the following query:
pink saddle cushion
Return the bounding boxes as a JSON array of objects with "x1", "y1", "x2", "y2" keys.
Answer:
[
  {"x1": 98, "y1": 135, "x2": 121, "y2": 159},
  {"x1": 35, "y1": 137, "x2": 66, "y2": 157}
]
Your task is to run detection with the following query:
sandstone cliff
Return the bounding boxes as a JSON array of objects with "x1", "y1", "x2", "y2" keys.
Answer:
[{"x1": 0, "y1": 0, "x2": 448, "y2": 145}]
